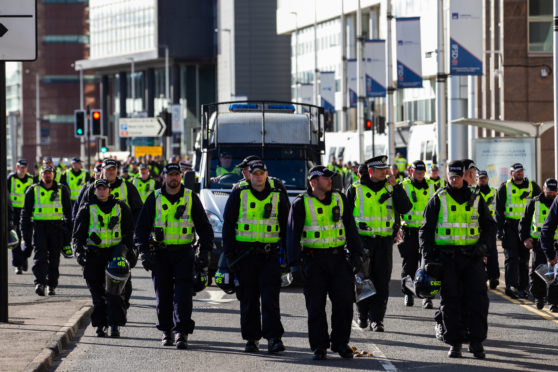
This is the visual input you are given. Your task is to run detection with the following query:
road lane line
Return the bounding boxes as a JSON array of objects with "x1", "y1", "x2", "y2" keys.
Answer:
[
  {"x1": 490, "y1": 286, "x2": 558, "y2": 324},
  {"x1": 351, "y1": 320, "x2": 399, "y2": 372}
]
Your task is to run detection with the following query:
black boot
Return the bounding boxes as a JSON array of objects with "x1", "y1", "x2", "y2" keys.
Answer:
[
  {"x1": 110, "y1": 326, "x2": 120, "y2": 338},
  {"x1": 268, "y1": 338, "x2": 285, "y2": 353},
  {"x1": 312, "y1": 348, "x2": 327, "y2": 360},
  {"x1": 331, "y1": 344, "x2": 354, "y2": 359},
  {"x1": 35, "y1": 284, "x2": 45, "y2": 296},
  {"x1": 448, "y1": 344, "x2": 462, "y2": 358},
  {"x1": 404, "y1": 294, "x2": 414, "y2": 307},
  {"x1": 244, "y1": 340, "x2": 259, "y2": 353},
  {"x1": 468, "y1": 342, "x2": 486, "y2": 359},
  {"x1": 96, "y1": 326, "x2": 107, "y2": 337},
  {"x1": 175, "y1": 333, "x2": 188, "y2": 349},
  {"x1": 422, "y1": 298, "x2": 433, "y2": 309},
  {"x1": 161, "y1": 331, "x2": 173, "y2": 346}
]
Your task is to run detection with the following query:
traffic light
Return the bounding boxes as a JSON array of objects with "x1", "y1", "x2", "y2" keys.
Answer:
[
  {"x1": 91, "y1": 109, "x2": 102, "y2": 136},
  {"x1": 100, "y1": 137, "x2": 108, "y2": 153},
  {"x1": 377, "y1": 116, "x2": 386, "y2": 134},
  {"x1": 365, "y1": 119, "x2": 372, "y2": 131},
  {"x1": 74, "y1": 110, "x2": 85, "y2": 137}
]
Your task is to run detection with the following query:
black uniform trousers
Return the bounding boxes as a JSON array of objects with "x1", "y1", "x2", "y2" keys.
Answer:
[
  {"x1": 398, "y1": 227, "x2": 420, "y2": 296},
  {"x1": 11, "y1": 207, "x2": 26, "y2": 268},
  {"x1": 486, "y1": 233, "x2": 500, "y2": 281},
  {"x1": 502, "y1": 220, "x2": 530, "y2": 291},
  {"x1": 32, "y1": 222, "x2": 64, "y2": 287},
  {"x1": 439, "y1": 251, "x2": 489, "y2": 345},
  {"x1": 357, "y1": 236, "x2": 393, "y2": 323},
  {"x1": 529, "y1": 241, "x2": 558, "y2": 304},
  {"x1": 236, "y1": 253, "x2": 284, "y2": 341},
  {"x1": 83, "y1": 245, "x2": 127, "y2": 327},
  {"x1": 152, "y1": 246, "x2": 195, "y2": 334},
  {"x1": 302, "y1": 252, "x2": 354, "y2": 351}
]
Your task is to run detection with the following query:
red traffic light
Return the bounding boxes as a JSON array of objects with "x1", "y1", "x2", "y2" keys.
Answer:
[
  {"x1": 366, "y1": 120, "x2": 372, "y2": 129},
  {"x1": 92, "y1": 111, "x2": 101, "y2": 120}
]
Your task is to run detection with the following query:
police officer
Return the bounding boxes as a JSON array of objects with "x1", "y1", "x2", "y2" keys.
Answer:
[
  {"x1": 34, "y1": 157, "x2": 57, "y2": 183},
  {"x1": 222, "y1": 160, "x2": 290, "y2": 353},
  {"x1": 391, "y1": 164, "x2": 405, "y2": 184},
  {"x1": 496, "y1": 163, "x2": 541, "y2": 299},
  {"x1": 8, "y1": 159, "x2": 34, "y2": 274},
  {"x1": 233, "y1": 155, "x2": 288, "y2": 194},
  {"x1": 519, "y1": 178, "x2": 558, "y2": 312},
  {"x1": 72, "y1": 163, "x2": 102, "y2": 221},
  {"x1": 135, "y1": 163, "x2": 214, "y2": 349},
  {"x1": 419, "y1": 160, "x2": 495, "y2": 359},
  {"x1": 287, "y1": 165, "x2": 363, "y2": 360},
  {"x1": 428, "y1": 165, "x2": 446, "y2": 190},
  {"x1": 21, "y1": 165, "x2": 72, "y2": 296},
  {"x1": 347, "y1": 156, "x2": 411, "y2": 331},
  {"x1": 215, "y1": 151, "x2": 239, "y2": 177},
  {"x1": 128, "y1": 160, "x2": 139, "y2": 179},
  {"x1": 399, "y1": 160, "x2": 435, "y2": 309},
  {"x1": 477, "y1": 170, "x2": 500, "y2": 289},
  {"x1": 132, "y1": 164, "x2": 160, "y2": 203},
  {"x1": 73, "y1": 179, "x2": 135, "y2": 337},
  {"x1": 394, "y1": 152, "x2": 407, "y2": 177},
  {"x1": 60, "y1": 157, "x2": 90, "y2": 207}
]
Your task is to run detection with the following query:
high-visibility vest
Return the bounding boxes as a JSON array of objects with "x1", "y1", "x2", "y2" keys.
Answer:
[
  {"x1": 530, "y1": 199, "x2": 558, "y2": 240},
  {"x1": 301, "y1": 192, "x2": 346, "y2": 249},
  {"x1": 110, "y1": 182, "x2": 129, "y2": 206},
  {"x1": 395, "y1": 158, "x2": 407, "y2": 173},
  {"x1": 429, "y1": 177, "x2": 446, "y2": 190},
  {"x1": 9, "y1": 175, "x2": 33, "y2": 208},
  {"x1": 353, "y1": 181, "x2": 394, "y2": 237},
  {"x1": 216, "y1": 166, "x2": 238, "y2": 177},
  {"x1": 401, "y1": 179, "x2": 435, "y2": 228},
  {"x1": 31, "y1": 184, "x2": 64, "y2": 221},
  {"x1": 479, "y1": 186, "x2": 497, "y2": 216},
  {"x1": 504, "y1": 179, "x2": 533, "y2": 220},
  {"x1": 153, "y1": 188, "x2": 195, "y2": 245},
  {"x1": 132, "y1": 177, "x2": 155, "y2": 203},
  {"x1": 235, "y1": 187, "x2": 280, "y2": 243},
  {"x1": 435, "y1": 189, "x2": 480, "y2": 246},
  {"x1": 129, "y1": 170, "x2": 139, "y2": 179},
  {"x1": 67, "y1": 170, "x2": 88, "y2": 201},
  {"x1": 87, "y1": 203, "x2": 122, "y2": 248},
  {"x1": 236, "y1": 178, "x2": 276, "y2": 189}
]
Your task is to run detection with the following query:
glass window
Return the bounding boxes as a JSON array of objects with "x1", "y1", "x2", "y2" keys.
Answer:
[
  {"x1": 528, "y1": 0, "x2": 553, "y2": 53},
  {"x1": 43, "y1": 35, "x2": 89, "y2": 44}
]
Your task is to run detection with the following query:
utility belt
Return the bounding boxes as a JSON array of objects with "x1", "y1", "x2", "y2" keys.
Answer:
[
  {"x1": 86, "y1": 245, "x2": 117, "y2": 255},
  {"x1": 303, "y1": 245, "x2": 345, "y2": 257},
  {"x1": 150, "y1": 241, "x2": 192, "y2": 252},
  {"x1": 359, "y1": 235, "x2": 393, "y2": 244},
  {"x1": 438, "y1": 245, "x2": 481, "y2": 258},
  {"x1": 247, "y1": 243, "x2": 279, "y2": 255},
  {"x1": 401, "y1": 225, "x2": 419, "y2": 233}
]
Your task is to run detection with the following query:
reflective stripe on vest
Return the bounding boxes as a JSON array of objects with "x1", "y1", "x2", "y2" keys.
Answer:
[
  {"x1": 402, "y1": 179, "x2": 435, "y2": 227},
  {"x1": 480, "y1": 187, "x2": 497, "y2": 216},
  {"x1": 353, "y1": 182, "x2": 394, "y2": 237},
  {"x1": 235, "y1": 188, "x2": 280, "y2": 243},
  {"x1": 153, "y1": 188, "x2": 195, "y2": 244},
  {"x1": 530, "y1": 200, "x2": 558, "y2": 240},
  {"x1": 32, "y1": 185, "x2": 64, "y2": 220},
  {"x1": 10, "y1": 176, "x2": 33, "y2": 208},
  {"x1": 302, "y1": 192, "x2": 346, "y2": 249},
  {"x1": 67, "y1": 170, "x2": 87, "y2": 201},
  {"x1": 435, "y1": 190, "x2": 480, "y2": 246},
  {"x1": 133, "y1": 178, "x2": 155, "y2": 202},
  {"x1": 111, "y1": 182, "x2": 129, "y2": 206},
  {"x1": 87, "y1": 204, "x2": 122, "y2": 248},
  {"x1": 504, "y1": 179, "x2": 532, "y2": 220}
]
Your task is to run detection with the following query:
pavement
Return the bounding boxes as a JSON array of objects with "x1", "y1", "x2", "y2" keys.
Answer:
[{"x1": 0, "y1": 256, "x2": 92, "y2": 372}]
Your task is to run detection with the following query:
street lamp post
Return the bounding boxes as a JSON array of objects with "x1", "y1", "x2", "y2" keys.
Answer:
[
  {"x1": 127, "y1": 57, "x2": 135, "y2": 115},
  {"x1": 289, "y1": 12, "x2": 299, "y2": 102},
  {"x1": 221, "y1": 28, "x2": 235, "y2": 99},
  {"x1": 160, "y1": 45, "x2": 172, "y2": 158},
  {"x1": 34, "y1": 72, "x2": 41, "y2": 161},
  {"x1": 73, "y1": 62, "x2": 85, "y2": 161}
]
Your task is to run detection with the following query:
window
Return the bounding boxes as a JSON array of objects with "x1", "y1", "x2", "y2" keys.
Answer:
[
  {"x1": 43, "y1": 35, "x2": 89, "y2": 44},
  {"x1": 528, "y1": 0, "x2": 553, "y2": 53}
]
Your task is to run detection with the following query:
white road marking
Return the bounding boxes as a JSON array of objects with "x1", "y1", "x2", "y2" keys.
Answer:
[
  {"x1": 352, "y1": 320, "x2": 399, "y2": 372},
  {"x1": 196, "y1": 289, "x2": 236, "y2": 305}
]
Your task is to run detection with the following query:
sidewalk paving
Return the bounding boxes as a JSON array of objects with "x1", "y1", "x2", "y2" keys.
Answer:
[{"x1": 0, "y1": 258, "x2": 93, "y2": 372}]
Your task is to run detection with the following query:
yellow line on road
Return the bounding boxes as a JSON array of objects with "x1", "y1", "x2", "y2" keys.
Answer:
[{"x1": 490, "y1": 286, "x2": 558, "y2": 324}]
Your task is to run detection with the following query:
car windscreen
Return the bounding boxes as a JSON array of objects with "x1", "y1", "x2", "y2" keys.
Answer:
[{"x1": 207, "y1": 146, "x2": 320, "y2": 190}]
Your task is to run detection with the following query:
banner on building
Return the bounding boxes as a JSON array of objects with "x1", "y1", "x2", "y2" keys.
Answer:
[
  {"x1": 449, "y1": 0, "x2": 483, "y2": 75},
  {"x1": 364, "y1": 40, "x2": 386, "y2": 97},
  {"x1": 347, "y1": 59, "x2": 357, "y2": 108},
  {"x1": 300, "y1": 83, "x2": 314, "y2": 106},
  {"x1": 319, "y1": 71, "x2": 335, "y2": 112},
  {"x1": 396, "y1": 17, "x2": 423, "y2": 89}
]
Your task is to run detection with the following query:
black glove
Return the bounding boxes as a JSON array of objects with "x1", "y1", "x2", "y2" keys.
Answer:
[
  {"x1": 141, "y1": 252, "x2": 156, "y2": 271},
  {"x1": 424, "y1": 261, "x2": 443, "y2": 279},
  {"x1": 472, "y1": 243, "x2": 488, "y2": 258},
  {"x1": 350, "y1": 255, "x2": 364, "y2": 275},
  {"x1": 197, "y1": 250, "x2": 209, "y2": 270},
  {"x1": 126, "y1": 246, "x2": 138, "y2": 269},
  {"x1": 75, "y1": 251, "x2": 86, "y2": 267}
]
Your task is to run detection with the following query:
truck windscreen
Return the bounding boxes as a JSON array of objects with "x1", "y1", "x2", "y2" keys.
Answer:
[{"x1": 207, "y1": 147, "x2": 319, "y2": 190}]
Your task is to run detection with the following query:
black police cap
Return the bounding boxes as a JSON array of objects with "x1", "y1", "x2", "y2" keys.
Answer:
[
  {"x1": 447, "y1": 160, "x2": 464, "y2": 177},
  {"x1": 102, "y1": 159, "x2": 118, "y2": 169},
  {"x1": 308, "y1": 165, "x2": 334, "y2": 180},
  {"x1": 249, "y1": 161, "x2": 267, "y2": 173},
  {"x1": 411, "y1": 160, "x2": 426, "y2": 172},
  {"x1": 477, "y1": 170, "x2": 489, "y2": 178},
  {"x1": 17, "y1": 159, "x2": 28, "y2": 166},
  {"x1": 236, "y1": 155, "x2": 261, "y2": 169},
  {"x1": 544, "y1": 178, "x2": 558, "y2": 192},
  {"x1": 510, "y1": 163, "x2": 524, "y2": 172},
  {"x1": 163, "y1": 163, "x2": 181, "y2": 174},
  {"x1": 365, "y1": 155, "x2": 389, "y2": 169},
  {"x1": 95, "y1": 179, "x2": 110, "y2": 188}
]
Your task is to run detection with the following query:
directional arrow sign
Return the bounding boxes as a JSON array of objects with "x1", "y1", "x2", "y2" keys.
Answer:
[
  {"x1": 0, "y1": 0, "x2": 37, "y2": 61},
  {"x1": 119, "y1": 117, "x2": 167, "y2": 138}
]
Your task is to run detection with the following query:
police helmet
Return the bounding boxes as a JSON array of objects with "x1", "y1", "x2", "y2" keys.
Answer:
[
  {"x1": 413, "y1": 267, "x2": 441, "y2": 299},
  {"x1": 214, "y1": 253, "x2": 237, "y2": 294},
  {"x1": 105, "y1": 256, "x2": 131, "y2": 296},
  {"x1": 193, "y1": 266, "x2": 209, "y2": 293},
  {"x1": 7, "y1": 229, "x2": 19, "y2": 249}
]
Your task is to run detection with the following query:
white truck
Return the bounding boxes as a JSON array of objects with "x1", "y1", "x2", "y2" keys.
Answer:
[{"x1": 184, "y1": 101, "x2": 325, "y2": 271}]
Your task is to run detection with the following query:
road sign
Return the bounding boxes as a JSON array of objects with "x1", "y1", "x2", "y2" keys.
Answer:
[
  {"x1": 119, "y1": 117, "x2": 167, "y2": 138},
  {"x1": 134, "y1": 146, "x2": 163, "y2": 157},
  {"x1": 171, "y1": 104, "x2": 183, "y2": 134},
  {"x1": 0, "y1": 0, "x2": 37, "y2": 61}
]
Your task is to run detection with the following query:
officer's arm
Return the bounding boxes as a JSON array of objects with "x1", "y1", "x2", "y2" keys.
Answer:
[
  {"x1": 541, "y1": 197, "x2": 558, "y2": 260},
  {"x1": 519, "y1": 199, "x2": 535, "y2": 243},
  {"x1": 6, "y1": 174, "x2": 12, "y2": 192},
  {"x1": 134, "y1": 193, "x2": 156, "y2": 254},
  {"x1": 190, "y1": 192, "x2": 214, "y2": 254},
  {"x1": 477, "y1": 196, "x2": 496, "y2": 247},
  {"x1": 20, "y1": 187, "x2": 35, "y2": 243},
  {"x1": 495, "y1": 183, "x2": 507, "y2": 233},
  {"x1": 222, "y1": 189, "x2": 241, "y2": 261},
  {"x1": 278, "y1": 191, "x2": 291, "y2": 243},
  {"x1": 286, "y1": 197, "x2": 305, "y2": 267},
  {"x1": 60, "y1": 185, "x2": 72, "y2": 227},
  {"x1": 532, "y1": 181, "x2": 542, "y2": 197},
  {"x1": 340, "y1": 192, "x2": 363, "y2": 257},
  {"x1": 126, "y1": 182, "x2": 144, "y2": 221},
  {"x1": 7, "y1": 190, "x2": 13, "y2": 230},
  {"x1": 419, "y1": 195, "x2": 440, "y2": 259},
  {"x1": 72, "y1": 204, "x2": 90, "y2": 252},
  {"x1": 119, "y1": 202, "x2": 134, "y2": 250},
  {"x1": 392, "y1": 183, "x2": 412, "y2": 214},
  {"x1": 59, "y1": 173, "x2": 68, "y2": 187},
  {"x1": 72, "y1": 184, "x2": 87, "y2": 221},
  {"x1": 346, "y1": 185, "x2": 356, "y2": 206}
]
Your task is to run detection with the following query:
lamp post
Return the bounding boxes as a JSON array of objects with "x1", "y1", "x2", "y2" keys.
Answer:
[
  {"x1": 127, "y1": 57, "x2": 135, "y2": 115},
  {"x1": 221, "y1": 28, "x2": 235, "y2": 98},
  {"x1": 73, "y1": 62, "x2": 85, "y2": 160},
  {"x1": 289, "y1": 11, "x2": 299, "y2": 102},
  {"x1": 159, "y1": 45, "x2": 172, "y2": 158}
]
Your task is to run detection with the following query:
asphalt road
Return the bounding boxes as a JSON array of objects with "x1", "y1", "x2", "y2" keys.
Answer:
[{"x1": 50, "y1": 252, "x2": 558, "y2": 372}]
